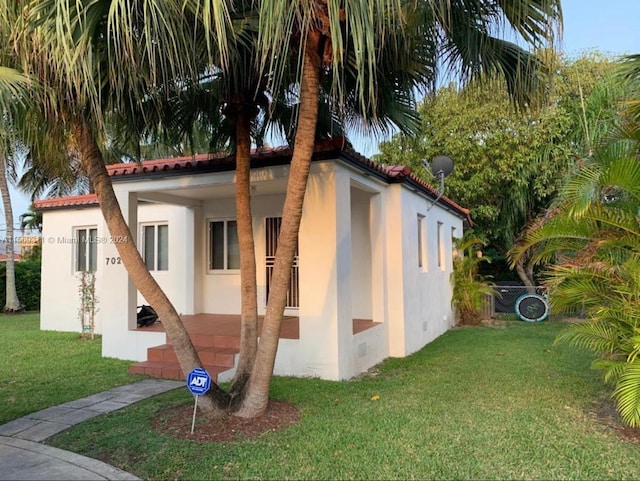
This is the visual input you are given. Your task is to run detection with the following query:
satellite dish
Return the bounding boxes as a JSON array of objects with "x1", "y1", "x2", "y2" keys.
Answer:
[
  {"x1": 424, "y1": 155, "x2": 455, "y2": 211},
  {"x1": 431, "y1": 155, "x2": 454, "y2": 178}
]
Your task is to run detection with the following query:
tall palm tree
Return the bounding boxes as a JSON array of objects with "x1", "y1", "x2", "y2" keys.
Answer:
[
  {"x1": 232, "y1": 0, "x2": 563, "y2": 417},
  {"x1": 11, "y1": 0, "x2": 235, "y2": 414},
  {"x1": 19, "y1": 204, "x2": 42, "y2": 232},
  {"x1": 159, "y1": 2, "x2": 428, "y2": 405},
  {"x1": 0, "y1": 8, "x2": 30, "y2": 312},
  {"x1": 11, "y1": 0, "x2": 561, "y2": 420}
]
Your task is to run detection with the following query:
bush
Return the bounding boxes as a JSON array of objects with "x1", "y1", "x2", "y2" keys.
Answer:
[
  {"x1": 0, "y1": 260, "x2": 41, "y2": 311},
  {"x1": 451, "y1": 236, "x2": 494, "y2": 325}
]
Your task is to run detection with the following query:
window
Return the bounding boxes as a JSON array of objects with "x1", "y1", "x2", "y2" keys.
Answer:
[
  {"x1": 417, "y1": 214, "x2": 426, "y2": 269},
  {"x1": 209, "y1": 220, "x2": 239, "y2": 270},
  {"x1": 142, "y1": 224, "x2": 168, "y2": 271},
  {"x1": 437, "y1": 221, "x2": 444, "y2": 269},
  {"x1": 75, "y1": 227, "x2": 97, "y2": 272}
]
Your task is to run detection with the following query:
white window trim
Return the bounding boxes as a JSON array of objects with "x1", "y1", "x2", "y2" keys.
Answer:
[
  {"x1": 73, "y1": 225, "x2": 98, "y2": 273},
  {"x1": 140, "y1": 222, "x2": 169, "y2": 272},
  {"x1": 207, "y1": 218, "x2": 240, "y2": 273},
  {"x1": 437, "y1": 221, "x2": 445, "y2": 270},
  {"x1": 417, "y1": 213, "x2": 427, "y2": 271}
]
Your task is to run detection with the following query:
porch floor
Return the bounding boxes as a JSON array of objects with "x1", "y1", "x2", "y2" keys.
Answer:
[
  {"x1": 128, "y1": 314, "x2": 379, "y2": 380},
  {"x1": 136, "y1": 313, "x2": 301, "y2": 339}
]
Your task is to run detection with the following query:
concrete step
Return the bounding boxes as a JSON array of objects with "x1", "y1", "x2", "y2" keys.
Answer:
[
  {"x1": 147, "y1": 344, "x2": 237, "y2": 367},
  {"x1": 128, "y1": 361, "x2": 231, "y2": 381}
]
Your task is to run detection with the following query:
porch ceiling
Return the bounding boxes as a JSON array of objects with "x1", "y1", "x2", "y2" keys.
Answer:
[{"x1": 137, "y1": 177, "x2": 289, "y2": 202}]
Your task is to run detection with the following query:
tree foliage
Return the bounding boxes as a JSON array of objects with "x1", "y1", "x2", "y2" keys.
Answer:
[
  {"x1": 5, "y1": 0, "x2": 561, "y2": 419},
  {"x1": 376, "y1": 52, "x2": 626, "y2": 283},
  {"x1": 509, "y1": 55, "x2": 640, "y2": 426}
]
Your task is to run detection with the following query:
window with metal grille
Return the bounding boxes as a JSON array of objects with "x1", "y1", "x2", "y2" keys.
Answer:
[{"x1": 265, "y1": 217, "x2": 299, "y2": 308}]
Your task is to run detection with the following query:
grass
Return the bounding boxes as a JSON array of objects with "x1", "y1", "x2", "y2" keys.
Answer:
[
  {"x1": 0, "y1": 312, "x2": 142, "y2": 424},
  {"x1": 42, "y1": 319, "x2": 640, "y2": 480}
]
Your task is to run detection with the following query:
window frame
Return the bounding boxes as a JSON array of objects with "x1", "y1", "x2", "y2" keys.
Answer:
[
  {"x1": 140, "y1": 222, "x2": 169, "y2": 272},
  {"x1": 437, "y1": 221, "x2": 444, "y2": 270},
  {"x1": 417, "y1": 213, "x2": 427, "y2": 271},
  {"x1": 74, "y1": 226, "x2": 98, "y2": 272},
  {"x1": 207, "y1": 219, "x2": 240, "y2": 272}
]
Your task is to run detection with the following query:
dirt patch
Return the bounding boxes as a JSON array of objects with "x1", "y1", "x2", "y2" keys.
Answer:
[
  {"x1": 152, "y1": 400, "x2": 301, "y2": 443},
  {"x1": 593, "y1": 397, "x2": 640, "y2": 443}
]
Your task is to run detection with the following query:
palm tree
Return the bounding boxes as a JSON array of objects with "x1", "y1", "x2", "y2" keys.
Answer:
[
  {"x1": 510, "y1": 54, "x2": 640, "y2": 425},
  {"x1": 19, "y1": 204, "x2": 42, "y2": 232},
  {"x1": 510, "y1": 136, "x2": 640, "y2": 425},
  {"x1": 230, "y1": 0, "x2": 563, "y2": 417},
  {"x1": 11, "y1": 0, "x2": 235, "y2": 414},
  {"x1": 11, "y1": 0, "x2": 561, "y2": 419},
  {"x1": 0, "y1": 8, "x2": 30, "y2": 313}
]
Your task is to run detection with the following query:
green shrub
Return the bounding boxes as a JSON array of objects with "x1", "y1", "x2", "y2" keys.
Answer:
[
  {"x1": 0, "y1": 260, "x2": 41, "y2": 311},
  {"x1": 450, "y1": 236, "x2": 494, "y2": 325}
]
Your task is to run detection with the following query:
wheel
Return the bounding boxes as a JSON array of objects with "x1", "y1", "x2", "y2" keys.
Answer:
[{"x1": 514, "y1": 293, "x2": 549, "y2": 322}]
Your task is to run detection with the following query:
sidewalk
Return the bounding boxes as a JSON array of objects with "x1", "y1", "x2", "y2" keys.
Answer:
[{"x1": 0, "y1": 378, "x2": 183, "y2": 480}]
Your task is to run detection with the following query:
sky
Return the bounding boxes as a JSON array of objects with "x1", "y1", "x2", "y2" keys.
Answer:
[
  {"x1": 352, "y1": 0, "x2": 640, "y2": 158},
  {"x1": 7, "y1": 0, "x2": 640, "y2": 225}
]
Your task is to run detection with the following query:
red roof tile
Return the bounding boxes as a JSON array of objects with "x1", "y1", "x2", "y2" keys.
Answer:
[
  {"x1": 0, "y1": 253, "x2": 23, "y2": 262},
  {"x1": 34, "y1": 194, "x2": 98, "y2": 210},
  {"x1": 34, "y1": 137, "x2": 471, "y2": 222}
]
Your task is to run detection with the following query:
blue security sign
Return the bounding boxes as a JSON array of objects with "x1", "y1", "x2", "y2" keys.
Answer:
[{"x1": 186, "y1": 367, "x2": 211, "y2": 396}]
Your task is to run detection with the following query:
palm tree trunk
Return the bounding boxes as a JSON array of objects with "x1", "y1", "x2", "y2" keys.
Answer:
[
  {"x1": 230, "y1": 110, "x2": 259, "y2": 402},
  {"x1": 72, "y1": 118, "x2": 228, "y2": 414},
  {"x1": 233, "y1": 40, "x2": 322, "y2": 418},
  {"x1": 0, "y1": 157, "x2": 21, "y2": 312}
]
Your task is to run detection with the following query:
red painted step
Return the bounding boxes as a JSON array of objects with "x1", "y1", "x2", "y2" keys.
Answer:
[{"x1": 128, "y1": 338, "x2": 239, "y2": 381}]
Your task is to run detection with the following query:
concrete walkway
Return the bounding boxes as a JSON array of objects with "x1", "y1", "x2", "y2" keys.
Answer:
[{"x1": 0, "y1": 378, "x2": 183, "y2": 480}]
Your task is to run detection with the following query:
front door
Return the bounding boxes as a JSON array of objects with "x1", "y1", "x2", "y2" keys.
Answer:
[{"x1": 265, "y1": 217, "x2": 299, "y2": 308}]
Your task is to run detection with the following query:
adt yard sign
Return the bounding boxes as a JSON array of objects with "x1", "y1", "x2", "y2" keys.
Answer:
[{"x1": 187, "y1": 367, "x2": 211, "y2": 396}]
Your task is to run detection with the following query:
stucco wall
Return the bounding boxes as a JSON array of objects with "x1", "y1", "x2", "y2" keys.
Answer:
[
  {"x1": 396, "y1": 185, "x2": 462, "y2": 356},
  {"x1": 38, "y1": 157, "x2": 465, "y2": 378},
  {"x1": 40, "y1": 207, "x2": 106, "y2": 333},
  {"x1": 39, "y1": 200, "x2": 194, "y2": 360}
]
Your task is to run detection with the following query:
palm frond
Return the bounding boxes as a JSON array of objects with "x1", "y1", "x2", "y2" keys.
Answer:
[{"x1": 613, "y1": 360, "x2": 640, "y2": 427}]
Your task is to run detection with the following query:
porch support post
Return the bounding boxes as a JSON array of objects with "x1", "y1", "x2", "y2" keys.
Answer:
[
  {"x1": 297, "y1": 163, "x2": 342, "y2": 380},
  {"x1": 334, "y1": 173, "x2": 354, "y2": 380},
  {"x1": 100, "y1": 190, "x2": 142, "y2": 360}
]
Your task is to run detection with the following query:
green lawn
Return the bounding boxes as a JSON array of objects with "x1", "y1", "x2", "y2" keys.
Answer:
[
  {"x1": 0, "y1": 313, "x2": 142, "y2": 424},
  {"x1": 41, "y1": 319, "x2": 640, "y2": 480}
]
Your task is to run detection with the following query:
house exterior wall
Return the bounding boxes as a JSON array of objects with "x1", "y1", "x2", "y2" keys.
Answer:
[
  {"x1": 394, "y1": 185, "x2": 462, "y2": 357},
  {"x1": 39, "y1": 199, "x2": 193, "y2": 360},
  {"x1": 272, "y1": 161, "x2": 389, "y2": 380},
  {"x1": 135, "y1": 203, "x2": 196, "y2": 315},
  {"x1": 40, "y1": 207, "x2": 106, "y2": 333},
  {"x1": 38, "y1": 155, "x2": 466, "y2": 379},
  {"x1": 198, "y1": 193, "x2": 297, "y2": 316}
]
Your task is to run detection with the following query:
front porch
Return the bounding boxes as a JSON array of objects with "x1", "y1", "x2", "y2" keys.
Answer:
[{"x1": 128, "y1": 314, "x2": 379, "y2": 381}]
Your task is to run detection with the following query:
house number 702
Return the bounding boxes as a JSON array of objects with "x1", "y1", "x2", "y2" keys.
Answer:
[{"x1": 105, "y1": 257, "x2": 122, "y2": 265}]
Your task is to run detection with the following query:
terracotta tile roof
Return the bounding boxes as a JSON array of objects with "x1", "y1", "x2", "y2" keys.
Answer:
[
  {"x1": 105, "y1": 139, "x2": 339, "y2": 178},
  {"x1": 334, "y1": 143, "x2": 471, "y2": 222},
  {"x1": 33, "y1": 137, "x2": 471, "y2": 222},
  {"x1": 34, "y1": 194, "x2": 99, "y2": 210},
  {"x1": 0, "y1": 253, "x2": 23, "y2": 262}
]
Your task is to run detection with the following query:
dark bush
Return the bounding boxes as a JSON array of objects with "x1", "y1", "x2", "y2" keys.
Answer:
[{"x1": 0, "y1": 260, "x2": 42, "y2": 311}]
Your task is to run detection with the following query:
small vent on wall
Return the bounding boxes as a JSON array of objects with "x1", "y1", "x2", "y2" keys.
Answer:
[
  {"x1": 423, "y1": 321, "x2": 428, "y2": 332},
  {"x1": 358, "y1": 342, "x2": 367, "y2": 357}
]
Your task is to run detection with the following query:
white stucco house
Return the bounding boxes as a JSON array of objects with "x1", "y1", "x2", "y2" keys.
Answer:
[{"x1": 35, "y1": 138, "x2": 470, "y2": 381}]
